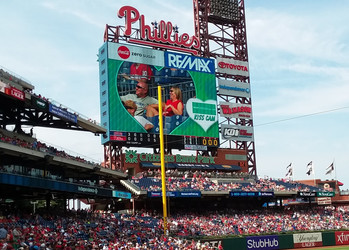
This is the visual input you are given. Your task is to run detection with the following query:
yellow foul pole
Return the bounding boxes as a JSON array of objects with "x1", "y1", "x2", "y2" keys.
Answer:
[{"x1": 158, "y1": 85, "x2": 168, "y2": 235}]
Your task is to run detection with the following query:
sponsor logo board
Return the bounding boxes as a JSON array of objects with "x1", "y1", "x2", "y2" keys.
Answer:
[
  {"x1": 246, "y1": 235, "x2": 279, "y2": 250},
  {"x1": 216, "y1": 57, "x2": 249, "y2": 77},
  {"x1": 165, "y1": 51, "x2": 215, "y2": 74},
  {"x1": 218, "y1": 79, "x2": 251, "y2": 98},
  {"x1": 112, "y1": 191, "x2": 132, "y2": 199},
  {"x1": 221, "y1": 124, "x2": 254, "y2": 142},
  {"x1": 293, "y1": 232, "x2": 322, "y2": 248},
  {"x1": 335, "y1": 231, "x2": 349, "y2": 245},
  {"x1": 220, "y1": 102, "x2": 252, "y2": 119},
  {"x1": 49, "y1": 104, "x2": 78, "y2": 123},
  {"x1": 108, "y1": 42, "x2": 164, "y2": 66}
]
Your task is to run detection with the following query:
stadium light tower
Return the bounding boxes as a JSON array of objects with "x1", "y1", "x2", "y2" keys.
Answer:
[{"x1": 193, "y1": 0, "x2": 257, "y2": 175}]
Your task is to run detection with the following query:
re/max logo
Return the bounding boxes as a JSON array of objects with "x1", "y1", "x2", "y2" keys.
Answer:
[{"x1": 165, "y1": 52, "x2": 215, "y2": 74}]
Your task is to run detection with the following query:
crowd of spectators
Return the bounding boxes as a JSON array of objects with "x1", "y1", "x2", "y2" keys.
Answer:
[
  {"x1": 0, "y1": 206, "x2": 348, "y2": 249},
  {"x1": 0, "y1": 130, "x2": 104, "y2": 171},
  {"x1": 131, "y1": 169, "x2": 323, "y2": 193}
]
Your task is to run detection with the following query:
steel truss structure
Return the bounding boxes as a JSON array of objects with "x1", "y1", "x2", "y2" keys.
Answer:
[{"x1": 193, "y1": 0, "x2": 256, "y2": 175}]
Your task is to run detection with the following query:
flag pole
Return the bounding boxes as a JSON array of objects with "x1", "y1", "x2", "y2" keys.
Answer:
[
  {"x1": 292, "y1": 163, "x2": 295, "y2": 182},
  {"x1": 312, "y1": 161, "x2": 316, "y2": 186},
  {"x1": 334, "y1": 159, "x2": 338, "y2": 192}
]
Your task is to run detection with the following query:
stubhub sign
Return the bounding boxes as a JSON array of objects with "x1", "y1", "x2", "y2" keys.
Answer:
[
  {"x1": 165, "y1": 51, "x2": 215, "y2": 74},
  {"x1": 246, "y1": 235, "x2": 279, "y2": 250}
]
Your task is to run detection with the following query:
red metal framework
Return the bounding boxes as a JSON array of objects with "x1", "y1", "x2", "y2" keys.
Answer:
[{"x1": 193, "y1": 0, "x2": 257, "y2": 175}]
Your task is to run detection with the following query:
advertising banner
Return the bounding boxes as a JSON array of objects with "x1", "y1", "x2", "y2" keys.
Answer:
[
  {"x1": 218, "y1": 79, "x2": 251, "y2": 98},
  {"x1": 108, "y1": 42, "x2": 164, "y2": 66},
  {"x1": 49, "y1": 104, "x2": 78, "y2": 123},
  {"x1": 100, "y1": 42, "x2": 219, "y2": 149},
  {"x1": 246, "y1": 235, "x2": 279, "y2": 250},
  {"x1": 164, "y1": 51, "x2": 215, "y2": 74},
  {"x1": 297, "y1": 192, "x2": 316, "y2": 197},
  {"x1": 317, "y1": 197, "x2": 332, "y2": 205},
  {"x1": 335, "y1": 231, "x2": 349, "y2": 245},
  {"x1": 31, "y1": 96, "x2": 48, "y2": 111},
  {"x1": 221, "y1": 124, "x2": 254, "y2": 142},
  {"x1": 177, "y1": 191, "x2": 201, "y2": 197},
  {"x1": 147, "y1": 191, "x2": 201, "y2": 198},
  {"x1": 5, "y1": 86, "x2": 24, "y2": 101},
  {"x1": 316, "y1": 191, "x2": 335, "y2": 197},
  {"x1": 216, "y1": 57, "x2": 249, "y2": 77},
  {"x1": 230, "y1": 191, "x2": 274, "y2": 197},
  {"x1": 293, "y1": 232, "x2": 322, "y2": 248},
  {"x1": 112, "y1": 190, "x2": 132, "y2": 199},
  {"x1": 220, "y1": 102, "x2": 252, "y2": 119}
]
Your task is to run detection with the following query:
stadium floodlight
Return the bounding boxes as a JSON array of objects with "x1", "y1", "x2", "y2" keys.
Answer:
[{"x1": 210, "y1": 0, "x2": 240, "y2": 23}]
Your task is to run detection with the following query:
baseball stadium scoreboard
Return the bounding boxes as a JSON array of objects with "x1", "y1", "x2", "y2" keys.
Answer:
[
  {"x1": 99, "y1": 6, "x2": 220, "y2": 150},
  {"x1": 99, "y1": 5, "x2": 254, "y2": 151}
]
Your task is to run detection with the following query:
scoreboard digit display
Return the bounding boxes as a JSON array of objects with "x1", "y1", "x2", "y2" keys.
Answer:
[{"x1": 109, "y1": 132, "x2": 219, "y2": 150}]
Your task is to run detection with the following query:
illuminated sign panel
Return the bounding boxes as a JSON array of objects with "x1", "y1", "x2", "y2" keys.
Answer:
[
  {"x1": 219, "y1": 102, "x2": 252, "y2": 119},
  {"x1": 99, "y1": 42, "x2": 219, "y2": 149},
  {"x1": 218, "y1": 79, "x2": 251, "y2": 98},
  {"x1": 216, "y1": 57, "x2": 249, "y2": 77},
  {"x1": 221, "y1": 124, "x2": 254, "y2": 142}
]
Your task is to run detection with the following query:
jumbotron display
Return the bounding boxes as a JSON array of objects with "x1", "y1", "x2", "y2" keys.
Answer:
[{"x1": 99, "y1": 42, "x2": 219, "y2": 150}]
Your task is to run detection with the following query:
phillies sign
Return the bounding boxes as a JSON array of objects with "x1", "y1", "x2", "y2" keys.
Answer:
[{"x1": 117, "y1": 6, "x2": 200, "y2": 55}]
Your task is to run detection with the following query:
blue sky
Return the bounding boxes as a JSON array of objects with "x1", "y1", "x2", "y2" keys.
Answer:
[{"x1": 1, "y1": 0, "x2": 348, "y2": 189}]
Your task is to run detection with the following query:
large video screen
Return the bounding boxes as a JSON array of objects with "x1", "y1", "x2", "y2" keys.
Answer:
[{"x1": 99, "y1": 42, "x2": 219, "y2": 150}]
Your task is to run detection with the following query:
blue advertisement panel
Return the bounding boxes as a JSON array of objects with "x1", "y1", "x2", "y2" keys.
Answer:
[
  {"x1": 99, "y1": 42, "x2": 219, "y2": 150},
  {"x1": 0, "y1": 173, "x2": 130, "y2": 198},
  {"x1": 177, "y1": 191, "x2": 201, "y2": 197},
  {"x1": 147, "y1": 191, "x2": 201, "y2": 198},
  {"x1": 164, "y1": 51, "x2": 215, "y2": 74},
  {"x1": 49, "y1": 104, "x2": 77, "y2": 123},
  {"x1": 246, "y1": 235, "x2": 280, "y2": 250},
  {"x1": 148, "y1": 191, "x2": 177, "y2": 197},
  {"x1": 113, "y1": 190, "x2": 132, "y2": 199}
]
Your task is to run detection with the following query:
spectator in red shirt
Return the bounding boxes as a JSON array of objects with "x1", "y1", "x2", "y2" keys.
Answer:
[
  {"x1": 146, "y1": 86, "x2": 184, "y2": 117},
  {"x1": 122, "y1": 63, "x2": 153, "y2": 82}
]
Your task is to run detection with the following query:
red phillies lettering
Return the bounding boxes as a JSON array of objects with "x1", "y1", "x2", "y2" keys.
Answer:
[
  {"x1": 117, "y1": 6, "x2": 140, "y2": 36},
  {"x1": 117, "y1": 6, "x2": 200, "y2": 50}
]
